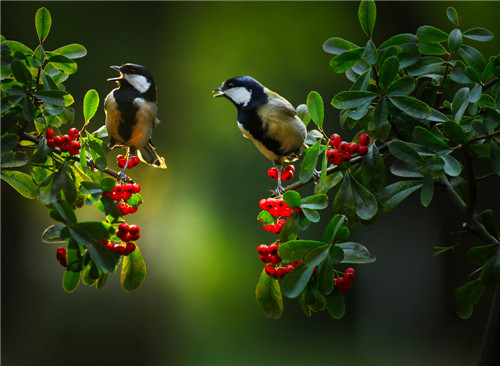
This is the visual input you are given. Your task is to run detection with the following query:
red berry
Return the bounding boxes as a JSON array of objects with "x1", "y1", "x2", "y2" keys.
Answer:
[
  {"x1": 113, "y1": 183, "x2": 124, "y2": 194},
  {"x1": 285, "y1": 264, "x2": 294, "y2": 273},
  {"x1": 259, "y1": 199, "x2": 268, "y2": 210},
  {"x1": 285, "y1": 165, "x2": 295, "y2": 173},
  {"x1": 117, "y1": 155, "x2": 126, "y2": 162},
  {"x1": 59, "y1": 143, "x2": 70, "y2": 152},
  {"x1": 270, "y1": 224, "x2": 282, "y2": 234},
  {"x1": 106, "y1": 242, "x2": 115, "y2": 251},
  {"x1": 341, "y1": 152, "x2": 352, "y2": 162},
  {"x1": 68, "y1": 127, "x2": 79, "y2": 140},
  {"x1": 348, "y1": 142, "x2": 359, "y2": 154},
  {"x1": 357, "y1": 145, "x2": 368, "y2": 156},
  {"x1": 335, "y1": 277, "x2": 351, "y2": 291},
  {"x1": 269, "y1": 206, "x2": 280, "y2": 218},
  {"x1": 56, "y1": 247, "x2": 67, "y2": 267},
  {"x1": 117, "y1": 160, "x2": 126, "y2": 169},
  {"x1": 344, "y1": 268, "x2": 355, "y2": 283},
  {"x1": 329, "y1": 133, "x2": 341, "y2": 147},
  {"x1": 130, "y1": 156, "x2": 140, "y2": 167},
  {"x1": 121, "y1": 191, "x2": 132, "y2": 201},
  {"x1": 61, "y1": 134, "x2": 71, "y2": 145},
  {"x1": 124, "y1": 183, "x2": 135, "y2": 193},
  {"x1": 338, "y1": 141, "x2": 349, "y2": 153},
  {"x1": 281, "y1": 170, "x2": 293, "y2": 181},
  {"x1": 69, "y1": 141, "x2": 81, "y2": 155},
  {"x1": 118, "y1": 223, "x2": 129, "y2": 234},
  {"x1": 359, "y1": 133, "x2": 370, "y2": 146},
  {"x1": 114, "y1": 245, "x2": 125, "y2": 256},
  {"x1": 265, "y1": 264, "x2": 277, "y2": 278},
  {"x1": 46, "y1": 128, "x2": 55, "y2": 139},
  {"x1": 263, "y1": 198, "x2": 275, "y2": 211},
  {"x1": 327, "y1": 149, "x2": 339, "y2": 163},
  {"x1": 128, "y1": 224, "x2": 140, "y2": 237},
  {"x1": 47, "y1": 139, "x2": 56, "y2": 149},
  {"x1": 268, "y1": 243, "x2": 279, "y2": 255},
  {"x1": 117, "y1": 202, "x2": 130, "y2": 215},
  {"x1": 263, "y1": 224, "x2": 272, "y2": 232},
  {"x1": 53, "y1": 135, "x2": 62, "y2": 146},
  {"x1": 124, "y1": 243, "x2": 136, "y2": 255},
  {"x1": 128, "y1": 206, "x2": 138, "y2": 214},
  {"x1": 276, "y1": 267, "x2": 287, "y2": 279},
  {"x1": 131, "y1": 183, "x2": 141, "y2": 194},
  {"x1": 267, "y1": 167, "x2": 279, "y2": 180},
  {"x1": 257, "y1": 244, "x2": 269, "y2": 256}
]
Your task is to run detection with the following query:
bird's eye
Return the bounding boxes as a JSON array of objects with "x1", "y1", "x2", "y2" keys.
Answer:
[{"x1": 227, "y1": 82, "x2": 235, "y2": 88}]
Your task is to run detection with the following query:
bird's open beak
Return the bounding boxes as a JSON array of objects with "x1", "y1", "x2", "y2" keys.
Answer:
[
  {"x1": 107, "y1": 65, "x2": 124, "y2": 81},
  {"x1": 212, "y1": 86, "x2": 225, "y2": 98}
]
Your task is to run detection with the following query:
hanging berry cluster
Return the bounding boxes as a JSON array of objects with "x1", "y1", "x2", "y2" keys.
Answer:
[
  {"x1": 327, "y1": 133, "x2": 369, "y2": 165},
  {"x1": 335, "y1": 268, "x2": 355, "y2": 292},
  {"x1": 102, "y1": 182, "x2": 141, "y2": 215},
  {"x1": 45, "y1": 127, "x2": 81, "y2": 155},
  {"x1": 116, "y1": 154, "x2": 140, "y2": 170},
  {"x1": 267, "y1": 164, "x2": 295, "y2": 181},
  {"x1": 258, "y1": 196, "x2": 302, "y2": 233}
]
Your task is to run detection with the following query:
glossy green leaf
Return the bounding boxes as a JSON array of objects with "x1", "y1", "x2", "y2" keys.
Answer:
[
  {"x1": 323, "y1": 214, "x2": 347, "y2": 244},
  {"x1": 448, "y1": 28, "x2": 463, "y2": 51},
  {"x1": 323, "y1": 37, "x2": 358, "y2": 55},
  {"x1": 406, "y1": 57, "x2": 444, "y2": 77},
  {"x1": 443, "y1": 121, "x2": 469, "y2": 144},
  {"x1": 451, "y1": 87, "x2": 470, "y2": 123},
  {"x1": 338, "y1": 242, "x2": 376, "y2": 264},
  {"x1": 301, "y1": 207, "x2": 320, "y2": 223},
  {"x1": 69, "y1": 226, "x2": 117, "y2": 273},
  {"x1": 73, "y1": 222, "x2": 114, "y2": 240},
  {"x1": 62, "y1": 270, "x2": 80, "y2": 293},
  {"x1": 83, "y1": 89, "x2": 99, "y2": 121},
  {"x1": 257, "y1": 210, "x2": 275, "y2": 226},
  {"x1": 41, "y1": 224, "x2": 66, "y2": 243},
  {"x1": 52, "y1": 200, "x2": 77, "y2": 225},
  {"x1": 364, "y1": 40, "x2": 377, "y2": 65},
  {"x1": 317, "y1": 256, "x2": 334, "y2": 295},
  {"x1": 469, "y1": 84, "x2": 482, "y2": 104},
  {"x1": 52, "y1": 43, "x2": 87, "y2": 59},
  {"x1": 332, "y1": 175, "x2": 357, "y2": 225},
  {"x1": 326, "y1": 289, "x2": 345, "y2": 319},
  {"x1": 3, "y1": 40, "x2": 33, "y2": 54},
  {"x1": 87, "y1": 134, "x2": 108, "y2": 171},
  {"x1": 350, "y1": 174, "x2": 378, "y2": 221},
  {"x1": 121, "y1": 245, "x2": 146, "y2": 292},
  {"x1": 463, "y1": 27, "x2": 494, "y2": 42},
  {"x1": 329, "y1": 48, "x2": 364, "y2": 73},
  {"x1": 379, "y1": 180, "x2": 423, "y2": 212},
  {"x1": 299, "y1": 141, "x2": 320, "y2": 183},
  {"x1": 11, "y1": 59, "x2": 32, "y2": 87},
  {"x1": 388, "y1": 140, "x2": 424, "y2": 165},
  {"x1": 388, "y1": 96, "x2": 431, "y2": 119},
  {"x1": 1, "y1": 170, "x2": 37, "y2": 199},
  {"x1": 490, "y1": 142, "x2": 500, "y2": 176},
  {"x1": 480, "y1": 246, "x2": 500, "y2": 285},
  {"x1": 354, "y1": 144, "x2": 387, "y2": 192},
  {"x1": 418, "y1": 42, "x2": 447, "y2": 56},
  {"x1": 48, "y1": 55, "x2": 78, "y2": 74},
  {"x1": 281, "y1": 263, "x2": 315, "y2": 298},
  {"x1": 420, "y1": 170, "x2": 434, "y2": 207},
  {"x1": 1, "y1": 134, "x2": 20, "y2": 155},
  {"x1": 379, "y1": 56, "x2": 399, "y2": 90},
  {"x1": 379, "y1": 33, "x2": 417, "y2": 50},
  {"x1": 304, "y1": 244, "x2": 331, "y2": 267},
  {"x1": 455, "y1": 280, "x2": 485, "y2": 319},
  {"x1": 416, "y1": 25, "x2": 448, "y2": 44},
  {"x1": 256, "y1": 267, "x2": 283, "y2": 319},
  {"x1": 459, "y1": 45, "x2": 486, "y2": 74},
  {"x1": 386, "y1": 76, "x2": 416, "y2": 97},
  {"x1": 278, "y1": 240, "x2": 326, "y2": 261},
  {"x1": 412, "y1": 126, "x2": 449, "y2": 153},
  {"x1": 35, "y1": 7, "x2": 52, "y2": 42},
  {"x1": 446, "y1": 7, "x2": 459, "y2": 26},
  {"x1": 468, "y1": 244, "x2": 499, "y2": 266},
  {"x1": 358, "y1": 0, "x2": 376, "y2": 38},
  {"x1": 331, "y1": 91, "x2": 377, "y2": 109},
  {"x1": 301, "y1": 194, "x2": 328, "y2": 210},
  {"x1": 283, "y1": 190, "x2": 301, "y2": 208},
  {"x1": 442, "y1": 155, "x2": 462, "y2": 177},
  {"x1": 475, "y1": 210, "x2": 500, "y2": 239},
  {"x1": 33, "y1": 90, "x2": 68, "y2": 107}
]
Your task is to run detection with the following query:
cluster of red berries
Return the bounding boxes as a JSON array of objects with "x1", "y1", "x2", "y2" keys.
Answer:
[
  {"x1": 99, "y1": 239, "x2": 136, "y2": 256},
  {"x1": 258, "y1": 243, "x2": 305, "y2": 279},
  {"x1": 56, "y1": 247, "x2": 67, "y2": 267},
  {"x1": 116, "y1": 155, "x2": 140, "y2": 170},
  {"x1": 264, "y1": 261, "x2": 304, "y2": 279},
  {"x1": 116, "y1": 222, "x2": 140, "y2": 242},
  {"x1": 335, "y1": 268, "x2": 355, "y2": 291},
  {"x1": 268, "y1": 165, "x2": 295, "y2": 181},
  {"x1": 327, "y1": 133, "x2": 370, "y2": 165},
  {"x1": 102, "y1": 182, "x2": 141, "y2": 215},
  {"x1": 259, "y1": 197, "x2": 301, "y2": 218},
  {"x1": 46, "y1": 128, "x2": 81, "y2": 155}
]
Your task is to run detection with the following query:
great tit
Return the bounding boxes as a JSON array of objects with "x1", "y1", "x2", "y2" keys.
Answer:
[
  {"x1": 104, "y1": 63, "x2": 166, "y2": 181},
  {"x1": 213, "y1": 76, "x2": 307, "y2": 194}
]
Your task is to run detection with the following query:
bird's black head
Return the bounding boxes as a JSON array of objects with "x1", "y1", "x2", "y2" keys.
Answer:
[
  {"x1": 213, "y1": 76, "x2": 267, "y2": 109},
  {"x1": 108, "y1": 63, "x2": 156, "y2": 100}
]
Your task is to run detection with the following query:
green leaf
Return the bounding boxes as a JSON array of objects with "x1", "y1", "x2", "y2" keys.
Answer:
[
  {"x1": 11, "y1": 59, "x2": 32, "y2": 87},
  {"x1": 87, "y1": 134, "x2": 108, "y2": 171},
  {"x1": 35, "y1": 7, "x2": 52, "y2": 43},
  {"x1": 388, "y1": 96, "x2": 431, "y2": 119},
  {"x1": 388, "y1": 140, "x2": 424, "y2": 165},
  {"x1": 469, "y1": 84, "x2": 482, "y2": 104},
  {"x1": 299, "y1": 141, "x2": 321, "y2": 183},
  {"x1": 48, "y1": 55, "x2": 78, "y2": 75},
  {"x1": 283, "y1": 190, "x2": 301, "y2": 208},
  {"x1": 386, "y1": 76, "x2": 416, "y2": 97},
  {"x1": 1, "y1": 170, "x2": 37, "y2": 199},
  {"x1": 255, "y1": 267, "x2": 283, "y2": 319},
  {"x1": 490, "y1": 142, "x2": 500, "y2": 176},
  {"x1": 379, "y1": 56, "x2": 399, "y2": 90},
  {"x1": 448, "y1": 29, "x2": 463, "y2": 51},
  {"x1": 304, "y1": 244, "x2": 331, "y2": 267},
  {"x1": 278, "y1": 240, "x2": 326, "y2": 262},
  {"x1": 281, "y1": 263, "x2": 315, "y2": 298},
  {"x1": 83, "y1": 89, "x2": 99, "y2": 121},
  {"x1": 52, "y1": 200, "x2": 77, "y2": 225},
  {"x1": 323, "y1": 214, "x2": 347, "y2": 244},
  {"x1": 317, "y1": 255, "x2": 334, "y2": 295},
  {"x1": 379, "y1": 180, "x2": 423, "y2": 212},
  {"x1": 73, "y1": 222, "x2": 114, "y2": 240},
  {"x1": 442, "y1": 155, "x2": 462, "y2": 177},
  {"x1": 455, "y1": 280, "x2": 486, "y2": 319},
  {"x1": 433, "y1": 245, "x2": 458, "y2": 257},
  {"x1": 420, "y1": 170, "x2": 434, "y2": 207},
  {"x1": 358, "y1": 0, "x2": 376, "y2": 38},
  {"x1": 459, "y1": 45, "x2": 486, "y2": 74},
  {"x1": 475, "y1": 210, "x2": 499, "y2": 239},
  {"x1": 468, "y1": 244, "x2": 499, "y2": 266},
  {"x1": 416, "y1": 25, "x2": 448, "y2": 44},
  {"x1": 451, "y1": 87, "x2": 470, "y2": 123},
  {"x1": 306, "y1": 91, "x2": 324, "y2": 128},
  {"x1": 332, "y1": 175, "x2": 357, "y2": 225},
  {"x1": 379, "y1": 33, "x2": 417, "y2": 50},
  {"x1": 3, "y1": 40, "x2": 33, "y2": 55},
  {"x1": 480, "y1": 246, "x2": 500, "y2": 285},
  {"x1": 41, "y1": 224, "x2": 66, "y2": 243},
  {"x1": 326, "y1": 289, "x2": 346, "y2": 319},
  {"x1": 301, "y1": 207, "x2": 320, "y2": 223},
  {"x1": 407, "y1": 57, "x2": 444, "y2": 77},
  {"x1": 354, "y1": 144, "x2": 387, "y2": 192},
  {"x1": 69, "y1": 227, "x2": 117, "y2": 273},
  {"x1": 418, "y1": 42, "x2": 447, "y2": 56},
  {"x1": 121, "y1": 245, "x2": 146, "y2": 292},
  {"x1": 412, "y1": 126, "x2": 450, "y2": 153},
  {"x1": 33, "y1": 90, "x2": 68, "y2": 107},
  {"x1": 323, "y1": 37, "x2": 358, "y2": 55},
  {"x1": 364, "y1": 40, "x2": 377, "y2": 65},
  {"x1": 301, "y1": 194, "x2": 328, "y2": 210},
  {"x1": 329, "y1": 48, "x2": 365, "y2": 73},
  {"x1": 338, "y1": 242, "x2": 376, "y2": 264},
  {"x1": 331, "y1": 91, "x2": 377, "y2": 109},
  {"x1": 443, "y1": 121, "x2": 469, "y2": 144},
  {"x1": 350, "y1": 174, "x2": 378, "y2": 221},
  {"x1": 257, "y1": 210, "x2": 275, "y2": 226},
  {"x1": 463, "y1": 28, "x2": 494, "y2": 42},
  {"x1": 446, "y1": 7, "x2": 459, "y2": 26},
  {"x1": 1, "y1": 134, "x2": 20, "y2": 155},
  {"x1": 52, "y1": 43, "x2": 87, "y2": 59},
  {"x1": 62, "y1": 270, "x2": 80, "y2": 293}
]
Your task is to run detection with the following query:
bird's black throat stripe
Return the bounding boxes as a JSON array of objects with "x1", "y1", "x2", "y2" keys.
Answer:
[
  {"x1": 238, "y1": 109, "x2": 283, "y2": 158},
  {"x1": 114, "y1": 88, "x2": 139, "y2": 143}
]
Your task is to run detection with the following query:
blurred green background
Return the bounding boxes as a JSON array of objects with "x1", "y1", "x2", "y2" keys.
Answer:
[{"x1": 2, "y1": 1, "x2": 500, "y2": 365}]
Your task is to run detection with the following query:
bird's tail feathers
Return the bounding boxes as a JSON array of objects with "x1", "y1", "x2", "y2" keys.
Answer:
[{"x1": 137, "y1": 139, "x2": 167, "y2": 169}]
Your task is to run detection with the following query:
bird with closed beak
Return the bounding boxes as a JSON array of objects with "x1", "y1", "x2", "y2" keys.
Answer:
[
  {"x1": 104, "y1": 63, "x2": 166, "y2": 181},
  {"x1": 213, "y1": 76, "x2": 307, "y2": 194}
]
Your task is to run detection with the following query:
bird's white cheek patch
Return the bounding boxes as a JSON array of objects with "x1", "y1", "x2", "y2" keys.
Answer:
[
  {"x1": 226, "y1": 87, "x2": 252, "y2": 107},
  {"x1": 125, "y1": 74, "x2": 151, "y2": 94}
]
